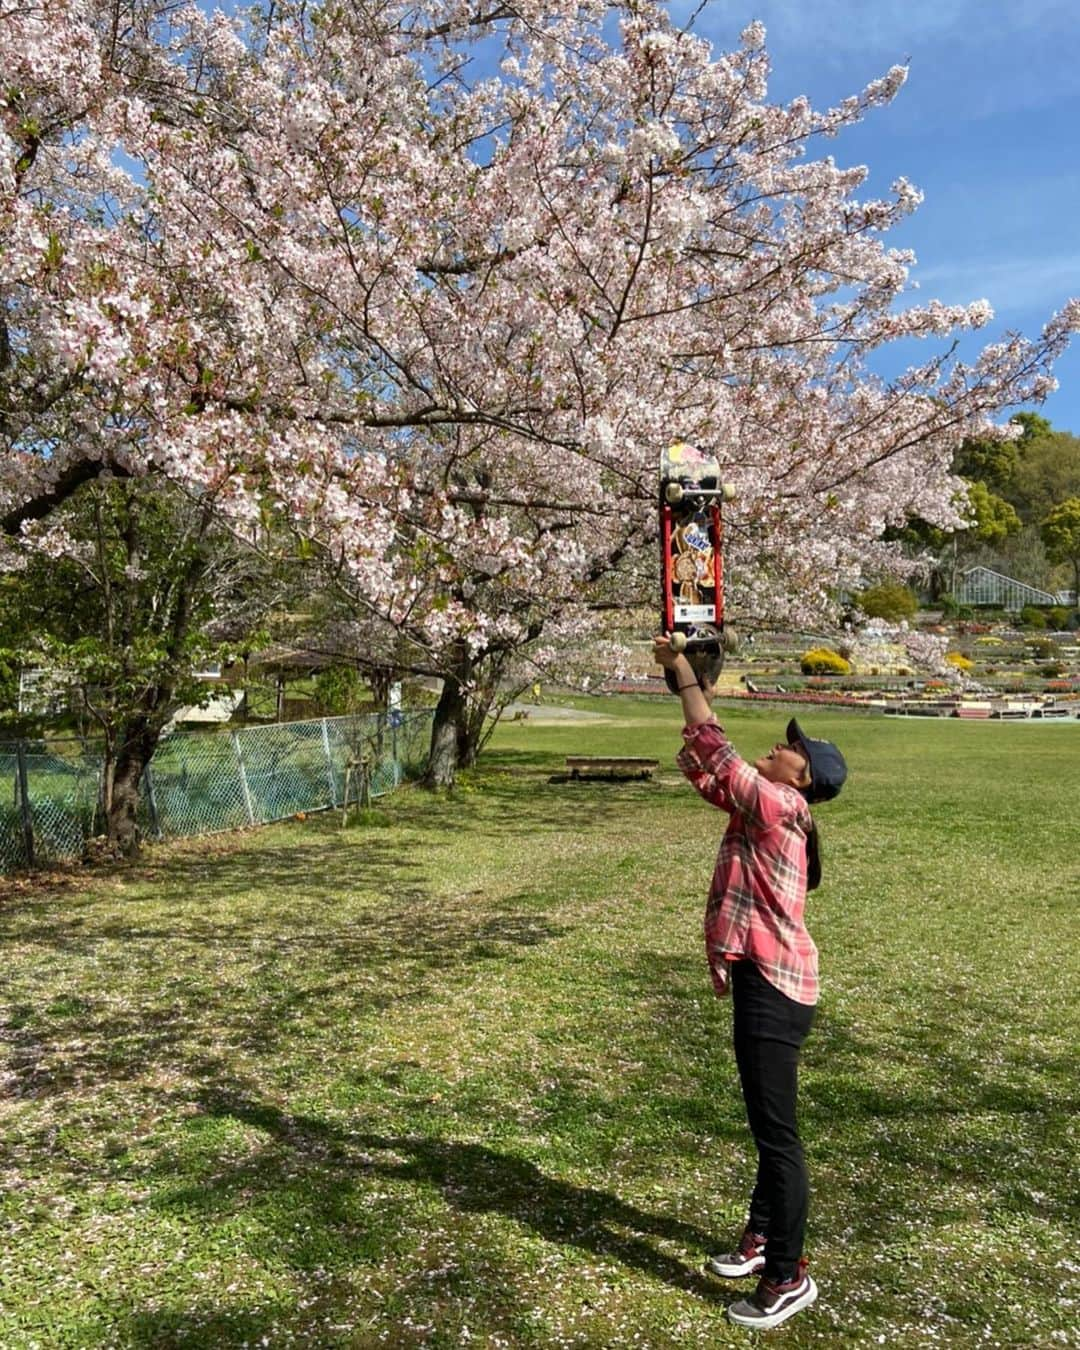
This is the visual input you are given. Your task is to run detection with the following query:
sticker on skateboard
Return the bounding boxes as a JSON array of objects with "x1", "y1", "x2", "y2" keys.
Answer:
[{"x1": 659, "y1": 442, "x2": 736, "y2": 691}]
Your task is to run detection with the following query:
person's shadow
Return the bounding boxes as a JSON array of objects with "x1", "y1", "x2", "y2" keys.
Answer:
[{"x1": 195, "y1": 1088, "x2": 729, "y2": 1303}]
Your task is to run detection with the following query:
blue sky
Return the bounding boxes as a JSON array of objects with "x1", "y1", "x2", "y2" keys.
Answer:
[{"x1": 670, "y1": 0, "x2": 1080, "y2": 432}]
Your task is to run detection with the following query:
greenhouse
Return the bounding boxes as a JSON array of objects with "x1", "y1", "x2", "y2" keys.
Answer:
[{"x1": 955, "y1": 566, "x2": 1063, "y2": 612}]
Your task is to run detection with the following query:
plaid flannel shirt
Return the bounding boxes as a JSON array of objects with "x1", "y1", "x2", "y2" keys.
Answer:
[{"x1": 677, "y1": 719, "x2": 819, "y2": 1006}]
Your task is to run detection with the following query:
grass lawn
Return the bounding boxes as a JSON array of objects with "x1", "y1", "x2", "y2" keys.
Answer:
[{"x1": 1, "y1": 698, "x2": 1078, "y2": 1348}]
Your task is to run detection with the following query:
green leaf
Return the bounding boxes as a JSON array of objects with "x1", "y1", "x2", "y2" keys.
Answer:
[{"x1": 44, "y1": 232, "x2": 63, "y2": 271}]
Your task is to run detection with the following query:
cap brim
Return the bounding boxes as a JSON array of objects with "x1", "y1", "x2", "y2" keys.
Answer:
[{"x1": 786, "y1": 718, "x2": 815, "y2": 797}]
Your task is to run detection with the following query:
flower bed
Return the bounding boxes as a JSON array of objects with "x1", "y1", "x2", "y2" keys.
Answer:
[{"x1": 733, "y1": 690, "x2": 871, "y2": 708}]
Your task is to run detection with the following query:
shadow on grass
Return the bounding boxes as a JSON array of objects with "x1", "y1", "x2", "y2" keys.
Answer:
[
  {"x1": 606, "y1": 951, "x2": 1079, "y2": 1233},
  {"x1": 105, "y1": 1084, "x2": 729, "y2": 1345},
  {"x1": 1, "y1": 866, "x2": 569, "y2": 1100},
  {"x1": 802, "y1": 996, "x2": 1079, "y2": 1231},
  {"x1": 180, "y1": 1088, "x2": 728, "y2": 1298},
  {"x1": 116, "y1": 1304, "x2": 297, "y2": 1350}
]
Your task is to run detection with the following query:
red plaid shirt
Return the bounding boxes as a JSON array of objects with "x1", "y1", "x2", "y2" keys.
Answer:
[{"x1": 677, "y1": 720, "x2": 819, "y2": 1006}]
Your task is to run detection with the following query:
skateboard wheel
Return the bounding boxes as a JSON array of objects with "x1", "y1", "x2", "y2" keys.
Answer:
[
  {"x1": 721, "y1": 482, "x2": 736, "y2": 502},
  {"x1": 665, "y1": 482, "x2": 684, "y2": 505},
  {"x1": 669, "y1": 632, "x2": 688, "y2": 653}
]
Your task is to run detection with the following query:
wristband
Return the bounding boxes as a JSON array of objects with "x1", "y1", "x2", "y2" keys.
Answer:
[{"x1": 677, "y1": 682, "x2": 699, "y2": 692}]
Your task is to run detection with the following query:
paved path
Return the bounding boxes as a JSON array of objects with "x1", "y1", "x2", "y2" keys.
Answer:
[{"x1": 501, "y1": 702, "x2": 615, "y2": 722}]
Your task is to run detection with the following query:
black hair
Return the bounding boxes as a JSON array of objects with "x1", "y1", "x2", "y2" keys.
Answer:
[{"x1": 806, "y1": 820, "x2": 821, "y2": 892}]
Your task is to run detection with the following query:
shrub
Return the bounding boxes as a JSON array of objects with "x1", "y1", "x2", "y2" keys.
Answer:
[
  {"x1": 1027, "y1": 637, "x2": 1057, "y2": 660},
  {"x1": 314, "y1": 665, "x2": 368, "y2": 714},
  {"x1": 1046, "y1": 606, "x2": 1071, "y2": 630},
  {"x1": 1039, "y1": 663, "x2": 1066, "y2": 679},
  {"x1": 1045, "y1": 680, "x2": 1072, "y2": 693},
  {"x1": 974, "y1": 635, "x2": 1004, "y2": 646},
  {"x1": 799, "y1": 647, "x2": 851, "y2": 676},
  {"x1": 1020, "y1": 605, "x2": 1048, "y2": 629},
  {"x1": 945, "y1": 652, "x2": 974, "y2": 672},
  {"x1": 940, "y1": 596, "x2": 974, "y2": 620},
  {"x1": 856, "y1": 582, "x2": 918, "y2": 623},
  {"x1": 924, "y1": 680, "x2": 950, "y2": 692}
]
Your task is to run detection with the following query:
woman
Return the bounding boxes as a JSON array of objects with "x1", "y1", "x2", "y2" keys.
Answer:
[{"x1": 653, "y1": 634, "x2": 847, "y2": 1331}]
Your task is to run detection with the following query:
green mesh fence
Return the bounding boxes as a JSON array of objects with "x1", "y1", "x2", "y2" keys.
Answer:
[
  {"x1": 0, "y1": 741, "x2": 101, "y2": 869},
  {"x1": 0, "y1": 711, "x2": 433, "y2": 872}
]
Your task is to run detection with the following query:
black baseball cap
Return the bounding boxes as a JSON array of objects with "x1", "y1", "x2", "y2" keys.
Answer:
[{"x1": 787, "y1": 719, "x2": 847, "y2": 804}]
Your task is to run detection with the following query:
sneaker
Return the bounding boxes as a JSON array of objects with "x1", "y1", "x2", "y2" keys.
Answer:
[
  {"x1": 726, "y1": 1259, "x2": 817, "y2": 1330},
  {"x1": 704, "y1": 1227, "x2": 767, "y2": 1279}
]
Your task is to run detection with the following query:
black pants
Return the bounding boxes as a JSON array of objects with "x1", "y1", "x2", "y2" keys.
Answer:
[{"x1": 731, "y1": 959, "x2": 816, "y2": 1283}]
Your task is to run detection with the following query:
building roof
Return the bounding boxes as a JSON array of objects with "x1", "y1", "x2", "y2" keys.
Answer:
[{"x1": 956, "y1": 566, "x2": 1060, "y2": 609}]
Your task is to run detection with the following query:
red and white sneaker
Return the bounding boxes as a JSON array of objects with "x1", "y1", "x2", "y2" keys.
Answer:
[
  {"x1": 726, "y1": 1258, "x2": 818, "y2": 1329},
  {"x1": 704, "y1": 1227, "x2": 767, "y2": 1279}
]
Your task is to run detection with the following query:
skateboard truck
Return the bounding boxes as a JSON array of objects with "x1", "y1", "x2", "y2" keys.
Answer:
[
  {"x1": 664, "y1": 482, "x2": 737, "y2": 506},
  {"x1": 668, "y1": 628, "x2": 738, "y2": 656}
]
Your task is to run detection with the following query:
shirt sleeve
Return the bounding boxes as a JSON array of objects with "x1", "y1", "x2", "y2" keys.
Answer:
[
  {"x1": 677, "y1": 720, "x2": 809, "y2": 831},
  {"x1": 676, "y1": 718, "x2": 740, "y2": 814}
]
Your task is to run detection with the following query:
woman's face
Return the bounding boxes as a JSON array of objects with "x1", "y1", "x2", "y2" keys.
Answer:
[{"x1": 755, "y1": 741, "x2": 811, "y2": 790}]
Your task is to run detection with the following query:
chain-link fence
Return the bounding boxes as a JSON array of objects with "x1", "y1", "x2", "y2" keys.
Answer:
[{"x1": 0, "y1": 710, "x2": 433, "y2": 873}]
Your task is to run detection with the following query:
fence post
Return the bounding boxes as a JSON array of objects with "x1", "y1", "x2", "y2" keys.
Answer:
[
  {"x1": 143, "y1": 761, "x2": 163, "y2": 841},
  {"x1": 388, "y1": 684, "x2": 402, "y2": 787},
  {"x1": 232, "y1": 730, "x2": 256, "y2": 825},
  {"x1": 15, "y1": 741, "x2": 35, "y2": 869},
  {"x1": 389, "y1": 712, "x2": 402, "y2": 787},
  {"x1": 321, "y1": 718, "x2": 337, "y2": 805}
]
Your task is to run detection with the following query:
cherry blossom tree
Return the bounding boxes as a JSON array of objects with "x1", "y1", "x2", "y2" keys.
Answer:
[
  {"x1": 3, "y1": 0, "x2": 1079, "y2": 786},
  {"x1": 1, "y1": 475, "x2": 283, "y2": 855}
]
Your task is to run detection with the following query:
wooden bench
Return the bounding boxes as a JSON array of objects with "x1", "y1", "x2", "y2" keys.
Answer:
[{"x1": 563, "y1": 756, "x2": 659, "y2": 781}]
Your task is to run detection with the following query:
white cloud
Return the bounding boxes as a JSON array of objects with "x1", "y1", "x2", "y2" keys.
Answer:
[{"x1": 914, "y1": 254, "x2": 1080, "y2": 314}]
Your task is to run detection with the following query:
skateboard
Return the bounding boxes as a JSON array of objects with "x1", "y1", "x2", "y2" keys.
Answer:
[{"x1": 659, "y1": 442, "x2": 736, "y2": 696}]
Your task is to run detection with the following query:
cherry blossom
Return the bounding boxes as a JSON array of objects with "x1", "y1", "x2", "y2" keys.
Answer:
[{"x1": 2, "y1": 1, "x2": 1078, "y2": 779}]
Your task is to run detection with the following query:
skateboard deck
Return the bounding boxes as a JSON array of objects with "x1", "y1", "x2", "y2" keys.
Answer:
[{"x1": 659, "y1": 442, "x2": 735, "y2": 696}]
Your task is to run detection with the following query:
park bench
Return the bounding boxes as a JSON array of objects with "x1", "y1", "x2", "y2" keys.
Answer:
[{"x1": 563, "y1": 756, "x2": 659, "y2": 781}]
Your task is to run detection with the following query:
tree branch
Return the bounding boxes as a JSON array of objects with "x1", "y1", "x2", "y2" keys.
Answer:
[{"x1": 1, "y1": 458, "x2": 132, "y2": 536}]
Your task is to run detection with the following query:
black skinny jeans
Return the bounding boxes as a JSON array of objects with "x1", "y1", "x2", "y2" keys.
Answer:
[{"x1": 731, "y1": 959, "x2": 816, "y2": 1283}]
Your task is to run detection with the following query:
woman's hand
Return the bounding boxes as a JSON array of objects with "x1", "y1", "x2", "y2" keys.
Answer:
[
  {"x1": 652, "y1": 633, "x2": 685, "y2": 671},
  {"x1": 654, "y1": 633, "x2": 717, "y2": 725}
]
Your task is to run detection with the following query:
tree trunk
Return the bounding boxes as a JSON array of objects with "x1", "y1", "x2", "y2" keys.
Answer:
[
  {"x1": 454, "y1": 660, "x2": 503, "y2": 769},
  {"x1": 456, "y1": 700, "x2": 479, "y2": 769},
  {"x1": 423, "y1": 674, "x2": 468, "y2": 788},
  {"x1": 103, "y1": 717, "x2": 161, "y2": 858},
  {"x1": 368, "y1": 667, "x2": 392, "y2": 712}
]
